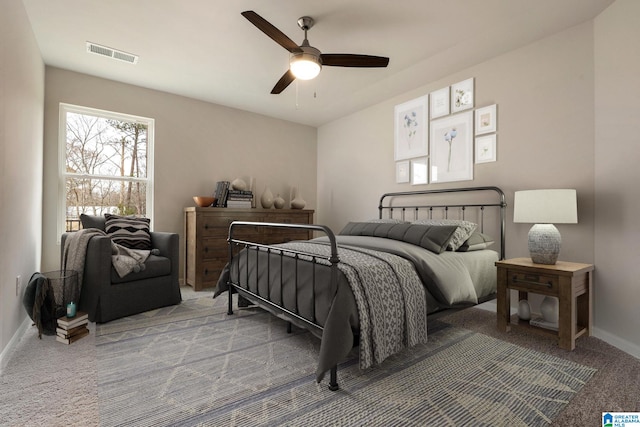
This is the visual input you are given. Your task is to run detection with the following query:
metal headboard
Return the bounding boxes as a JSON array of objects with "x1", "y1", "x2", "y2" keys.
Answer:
[{"x1": 378, "y1": 186, "x2": 507, "y2": 259}]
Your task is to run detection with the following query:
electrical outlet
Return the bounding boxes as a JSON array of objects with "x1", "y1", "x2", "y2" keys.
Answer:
[{"x1": 16, "y1": 275, "x2": 22, "y2": 297}]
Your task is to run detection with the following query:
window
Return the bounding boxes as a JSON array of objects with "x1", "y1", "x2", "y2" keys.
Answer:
[{"x1": 58, "y1": 104, "x2": 154, "y2": 235}]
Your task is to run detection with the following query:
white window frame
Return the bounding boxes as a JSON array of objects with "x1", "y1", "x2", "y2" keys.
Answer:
[{"x1": 58, "y1": 103, "x2": 155, "y2": 241}]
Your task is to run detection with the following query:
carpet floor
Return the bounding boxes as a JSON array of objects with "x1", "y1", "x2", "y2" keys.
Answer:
[{"x1": 1, "y1": 290, "x2": 639, "y2": 426}]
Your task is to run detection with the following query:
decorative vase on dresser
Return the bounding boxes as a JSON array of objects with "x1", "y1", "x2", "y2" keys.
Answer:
[
  {"x1": 183, "y1": 207, "x2": 315, "y2": 291},
  {"x1": 290, "y1": 187, "x2": 306, "y2": 209},
  {"x1": 273, "y1": 194, "x2": 285, "y2": 209},
  {"x1": 260, "y1": 186, "x2": 274, "y2": 209}
]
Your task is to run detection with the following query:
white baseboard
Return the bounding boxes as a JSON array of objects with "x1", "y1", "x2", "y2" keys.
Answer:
[
  {"x1": 0, "y1": 316, "x2": 31, "y2": 375},
  {"x1": 593, "y1": 327, "x2": 640, "y2": 360}
]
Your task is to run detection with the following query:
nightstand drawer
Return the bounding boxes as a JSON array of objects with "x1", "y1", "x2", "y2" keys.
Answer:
[{"x1": 507, "y1": 271, "x2": 558, "y2": 293}]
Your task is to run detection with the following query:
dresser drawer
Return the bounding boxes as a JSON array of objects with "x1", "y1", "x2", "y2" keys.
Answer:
[
  {"x1": 200, "y1": 223, "x2": 264, "y2": 238},
  {"x1": 507, "y1": 270, "x2": 558, "y2": 293},
  {"x1": 200, "y1": 259, "x2": 227, "y2": 284},
  {"x1": 265, "y1": 213, "x2": 308, "y2": 224},
  {"x1": 185, "y1": 207, "x2": 314, "y2": 291},
  {"x1": 200, "y1": 238, "x2": 228, "y2": 260},
  {"x1": 199, "y1": 214, "x2": 265, "y2": 237}
]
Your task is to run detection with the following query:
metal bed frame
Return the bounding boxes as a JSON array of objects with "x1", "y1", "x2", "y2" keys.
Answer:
[
  {"x1": 225, "y1": 186, "x2": 506, "y2": 391},
  {"x1": 378, "y1": 186, "x2": 506, "y2": 259}
]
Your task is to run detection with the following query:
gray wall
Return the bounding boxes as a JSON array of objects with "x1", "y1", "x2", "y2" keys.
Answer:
[
  {"x1": 0, "y1": 0, "x2": 45, "y2": 363},
  {"x1": 42, "y1": 68, "x2": 318, "y2": 277},
  {"x1": 317, "y1": 3, "x2": 639, "y2": 356},
  {"x1": 593, "y1": 0, "x2": 640, "y2": 354}
]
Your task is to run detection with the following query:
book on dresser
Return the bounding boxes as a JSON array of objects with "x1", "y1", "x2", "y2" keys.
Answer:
[
  {"x1": 226, "y1": 189, "x2": 253, "y2": 208},
  {"x1": 213, "y1": 181, "x2": 230, "y2": 207},
  {"x1": 56, "y1": 311, "x2": 90, "y2": 344}
]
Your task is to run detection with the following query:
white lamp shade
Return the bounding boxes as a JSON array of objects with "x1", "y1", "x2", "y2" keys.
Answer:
[{"x1": 513, "y1": 189, "x2": 577, "y2": 224}]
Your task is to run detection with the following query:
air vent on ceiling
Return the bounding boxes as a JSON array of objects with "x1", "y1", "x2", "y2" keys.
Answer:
[{"x1": 86, "y1": 42, "x2": 138, "y2": 64}]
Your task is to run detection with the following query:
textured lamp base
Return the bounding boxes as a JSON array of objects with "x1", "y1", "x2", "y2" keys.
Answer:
[{"x1": 528, "y1": 223, "x2": 561, "y2": 265}]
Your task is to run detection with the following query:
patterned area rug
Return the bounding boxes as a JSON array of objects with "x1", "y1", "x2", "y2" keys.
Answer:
[{"x1": 95, "y1": 297, "x2": 596, "y2": 426}]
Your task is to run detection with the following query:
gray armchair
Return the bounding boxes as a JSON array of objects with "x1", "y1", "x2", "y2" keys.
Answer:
[{"x1": 61, "y1": 217, "x2": 181, "y2": 323}]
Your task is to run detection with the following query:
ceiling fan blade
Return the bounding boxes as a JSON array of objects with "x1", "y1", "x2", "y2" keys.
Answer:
[
  {"x1": 321, "y1": 54, "x2": 389, "y2": 68},
  {"x1": 242, "y1": 11, "x2": 302, "y2": 53},
  {"x1": 271, "y1": 70, "x2": 296, "y2": 94}
]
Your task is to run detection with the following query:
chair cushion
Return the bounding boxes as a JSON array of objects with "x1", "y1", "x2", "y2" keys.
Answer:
[
  {"x1": 110, "y1": 254, "x2": 171, "y2": 284},
  {"x1": 104, "y1": 214, "x2": 152, "y2": 250},
  {"x1": 80, "y1": 214, "x2": 106, "y2": 231}
]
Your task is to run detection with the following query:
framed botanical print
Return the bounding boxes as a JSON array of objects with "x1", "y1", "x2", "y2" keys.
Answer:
[
  {"x1": 411, "y1": 157, "x2": 428, "y2": 185},
  {"x1": 429, "y1": 87, "x2": 450, "y2": 119},
  {"x1": 396, "y1": 160, "x2": 410, "y2": 183},
  {"x1": 451, "y1": 78, "x2": 474, "y2": 113},
  {"x1": 475, "y1": 104, "x2": 497, "y2": 135},
  {"x1": 475, "y1": 134, "x2": 497, "y2": 163},
  {"x1": 430, "y1": 111, "x2": 474, "y2": 183},
  {"x1": 394, "y1": 96, "x2": 428, "y2": 160}
]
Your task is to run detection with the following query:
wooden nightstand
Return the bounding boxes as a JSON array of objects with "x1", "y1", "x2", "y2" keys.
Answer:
[{"x1": 495, "y1": 257, "x2": 594, "y2": 350}]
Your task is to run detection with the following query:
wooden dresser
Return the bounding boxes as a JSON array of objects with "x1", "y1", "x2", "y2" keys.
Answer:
[{"x1": 183, "y1": 207, "x2": 315, "y2": 291}]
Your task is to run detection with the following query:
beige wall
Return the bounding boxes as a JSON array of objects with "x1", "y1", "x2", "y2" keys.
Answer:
[
  {"x1": 593, "y1": 0, "x2": 640, "y2": 354},
  {"x1": 42, "y1": 68, "x2": 317, "y2": 277},
  {"x1": 318, "y1": 22, "x2": 595, "y2": 264},
  {"x1": 0, "y1": 0, "x2": 45, "y2": 362}
]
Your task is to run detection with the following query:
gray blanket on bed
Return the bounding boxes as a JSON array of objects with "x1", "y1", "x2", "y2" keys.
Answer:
[
  {"x1": 278, "y1": 241, "x2": 428, "y2": 379},
  {"x1": 217, "y1": 235, "x2": 497, "y2": 382}
]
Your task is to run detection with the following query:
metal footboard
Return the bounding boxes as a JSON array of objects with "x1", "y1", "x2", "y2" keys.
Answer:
[{"x1": 226, "y1": 221, "x2": 342, "y2": 391}]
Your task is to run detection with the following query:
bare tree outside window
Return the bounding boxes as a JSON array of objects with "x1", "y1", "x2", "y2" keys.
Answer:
[{"x1": 60, "y1": 105, "x2": 153, "y2": 232}]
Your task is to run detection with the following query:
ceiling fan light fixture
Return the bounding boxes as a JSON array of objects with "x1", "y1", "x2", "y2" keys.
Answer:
[
  {"x1": 290, "y1": 51, "x2": 321, "y2": 80},
  {"x1": 241, "y1": 11, "x2": 389, "y2": 94}
]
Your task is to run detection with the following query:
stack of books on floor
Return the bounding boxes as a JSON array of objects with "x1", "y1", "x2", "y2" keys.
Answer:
[
  {"x1": 225, "y1": 189, "x2": 253, "y2": 208},
  {"x1": 56, "y1": 311, "x2": 90, "y2": 344},
  {"x1": 529, "y1": 316, "x2": 559, "y2": 331}
]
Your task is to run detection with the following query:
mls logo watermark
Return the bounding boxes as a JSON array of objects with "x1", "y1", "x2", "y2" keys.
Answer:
[{"x1": 603, "y1": 412, "x2": 640, "y2": 427}]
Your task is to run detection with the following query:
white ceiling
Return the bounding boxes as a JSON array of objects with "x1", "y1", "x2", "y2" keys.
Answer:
[{"x1": 22, "y1": 0, "x2": 613, "y2": 127}]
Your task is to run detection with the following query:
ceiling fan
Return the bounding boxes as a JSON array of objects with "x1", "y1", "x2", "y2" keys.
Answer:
[{"x1": 241, "y1": 10, "x2": 390, "y2": 94}]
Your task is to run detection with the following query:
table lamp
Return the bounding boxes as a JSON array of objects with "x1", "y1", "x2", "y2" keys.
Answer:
[{"x1": 513, "y1": 189, "x2": 577, "y2": 265}]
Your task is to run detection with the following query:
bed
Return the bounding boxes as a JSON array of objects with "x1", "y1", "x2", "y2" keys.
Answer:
[{"x1": 215, "y1": 186, "x2": 506, "y2": 390}]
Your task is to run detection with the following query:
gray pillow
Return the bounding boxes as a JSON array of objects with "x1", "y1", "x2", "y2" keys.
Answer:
[
  {"x1": 412, "y1": 219, "x2": 477, "y2": 251},
  {"x1": 365, "y1": 218, "x2": 409, "y2": 224},
  {"x1": 457, "y1": 232, "x2": 494, "y2": 252},
  {"x1": 339, "y1": 222, "x2": 458, "y2": 254},
  {"x1": 80, "y1": 214, "x2": 106, "y2": 231}
]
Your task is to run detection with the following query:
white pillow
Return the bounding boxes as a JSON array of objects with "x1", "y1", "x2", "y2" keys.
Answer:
[{"x1": 412, "y1": 219, "x2": 477, "y2": 251}]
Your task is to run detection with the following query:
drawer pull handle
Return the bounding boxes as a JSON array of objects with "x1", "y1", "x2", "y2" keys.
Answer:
[
  {"x1": 512, "y1": 276, "x2": 552, "y2": 288},
  {"x1": 204, "y1": 224, "x2": 209, "y2": 230}
]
